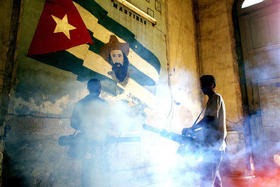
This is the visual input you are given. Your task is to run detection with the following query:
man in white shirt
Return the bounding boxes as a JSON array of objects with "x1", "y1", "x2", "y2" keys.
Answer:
[{"x1": 182, "y1": 75, "x2": 227, "y2": 187}]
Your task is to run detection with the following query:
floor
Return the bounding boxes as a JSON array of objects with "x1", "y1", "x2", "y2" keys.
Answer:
[{"x1": 223, "y1": 169, "x2": 280, "y2": 187}]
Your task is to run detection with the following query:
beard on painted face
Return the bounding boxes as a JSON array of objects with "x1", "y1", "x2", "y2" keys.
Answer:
[{"x1": 112, "y1": 62, "x2": 128, "y2": 82}]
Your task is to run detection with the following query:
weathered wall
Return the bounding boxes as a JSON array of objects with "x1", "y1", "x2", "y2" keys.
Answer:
[
  {"x1": 0, "y1": 0, "x2": 21, "y2": 185},
  {"x1": 196, "y1": 0, "x2": 243, "y2": 123},
  {"x1": 2, "y1": 0, "x2": 198, "y2": 186},
  {"x1": 166, "y1": 0, "x2": 202, "y2": 132},
  {"x1": 4, "y1": 1, "x2": 84, "y2": 184},
  {"x1": 0, "y1": 0, "x2": 13, "y2": 131},
  {"x1": 0, "y1": 0, "x2": 12, "y2": 83},
  {"x1": 3, "y1": 0, "x2": 253, "y2": 184}
]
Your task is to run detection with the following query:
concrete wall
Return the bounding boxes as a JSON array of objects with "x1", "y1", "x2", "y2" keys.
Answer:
[
  {"x1": 166, "y1": 0, "x2": 202, "y2": 132},
  {"x1": 3, "y1": 1, "x2": 84, "y2": 185},
  {"x1": 1, "y1": 0, "x2": 201, "y2": 185},
  {"x1": 0, "y1": 0, "x2": 21, "y2": 185},
  {"x1": 196, "y1": 0, "x2": 243, "y2": 124},
  {"x1": 1, "y1": 0, "x2": 251, "y2": 184},
  {"x1": 0, "y1": 0, "x2": 13, "y2": 127}
]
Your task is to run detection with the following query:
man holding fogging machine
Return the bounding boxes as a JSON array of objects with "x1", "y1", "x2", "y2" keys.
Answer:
[
  {"x1": 69, "y1": 78, "x2": 141, "y2": 186},
  {"x1": 70, "y1": 78, "x2": 112, "y2": 187},
  {"x1": 182, "y1": 75, "x2": 227, "y2": 187}
]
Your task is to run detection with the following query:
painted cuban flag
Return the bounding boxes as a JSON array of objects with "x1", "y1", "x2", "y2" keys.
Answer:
[{"x1": 28, "y1": 0, "x2": 161, "y2": 109}]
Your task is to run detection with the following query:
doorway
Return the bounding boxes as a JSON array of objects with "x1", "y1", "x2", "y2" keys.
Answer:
[{"x1": 236, "y1": 0, "x2": 280, "y2": 171}]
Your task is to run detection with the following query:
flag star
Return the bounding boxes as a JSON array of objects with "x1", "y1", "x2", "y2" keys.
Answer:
[{"x1": 51, "y1": 14, "x2": 76, "y2": 39}]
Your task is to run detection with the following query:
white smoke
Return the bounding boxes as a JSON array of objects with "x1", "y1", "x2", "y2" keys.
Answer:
[
  {"x1": 64, "y1": 69, "x2": 208, "y2": 186},
  {"x1": 10, "y1": 66, "x2": 280, "y2": 186}
]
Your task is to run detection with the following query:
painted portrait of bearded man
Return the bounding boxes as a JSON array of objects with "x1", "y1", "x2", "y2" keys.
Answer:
[{"x1": 100, "y1": 35, "x2": 130, "y2": 85}]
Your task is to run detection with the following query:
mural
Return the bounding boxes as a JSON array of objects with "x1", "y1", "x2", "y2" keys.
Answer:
[
  {"x1": 5, "y1": 0, "x2": 168, "y2": 186},
  {"x1": 27, "y1": 0, "x2": 161, "y2": 108}
]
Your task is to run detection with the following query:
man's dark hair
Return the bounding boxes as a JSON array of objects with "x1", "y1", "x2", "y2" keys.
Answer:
[
  {"x1": 87, "y1": 79, "x2": 101, "y2": 95},
  {"x1": 200, "y1": 75, "x2": 216, "y2": 88}
]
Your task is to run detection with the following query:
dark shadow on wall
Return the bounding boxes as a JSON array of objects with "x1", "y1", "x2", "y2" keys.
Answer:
[{"x1": 3, "y1": 151, "x2": 25, "y2": 187}]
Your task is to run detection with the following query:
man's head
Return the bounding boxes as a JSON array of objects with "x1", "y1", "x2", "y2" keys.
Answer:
[
  {"x1": 108, "y1": 50, "x2": 129, "y2": 82},
  {"x1": 87, "y1": 79, "x2": 101, "y2": 96},
  {"x1": 100, "y1": 35, "x2": 130, "y2": 83},
  {"x1": 200, "y1": 75, "x2": 216, "y2": 95},
  {"x1": 110, "y1": 49, "x2": 124, "y2": 65}
]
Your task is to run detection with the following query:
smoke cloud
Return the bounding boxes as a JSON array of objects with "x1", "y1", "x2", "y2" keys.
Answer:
[{"x1": 5, "y1": 67, "x2": 280, "y2": 186}]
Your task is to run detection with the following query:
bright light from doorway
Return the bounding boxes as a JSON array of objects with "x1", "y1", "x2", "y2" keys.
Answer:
[{"x1": 242, "y1": 0, "x2": 264, "y2": 8}]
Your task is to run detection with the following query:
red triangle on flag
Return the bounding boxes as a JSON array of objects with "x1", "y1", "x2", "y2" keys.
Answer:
[{"x1": 28, "y1": 0, "x2": 93, "y2": 56}]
